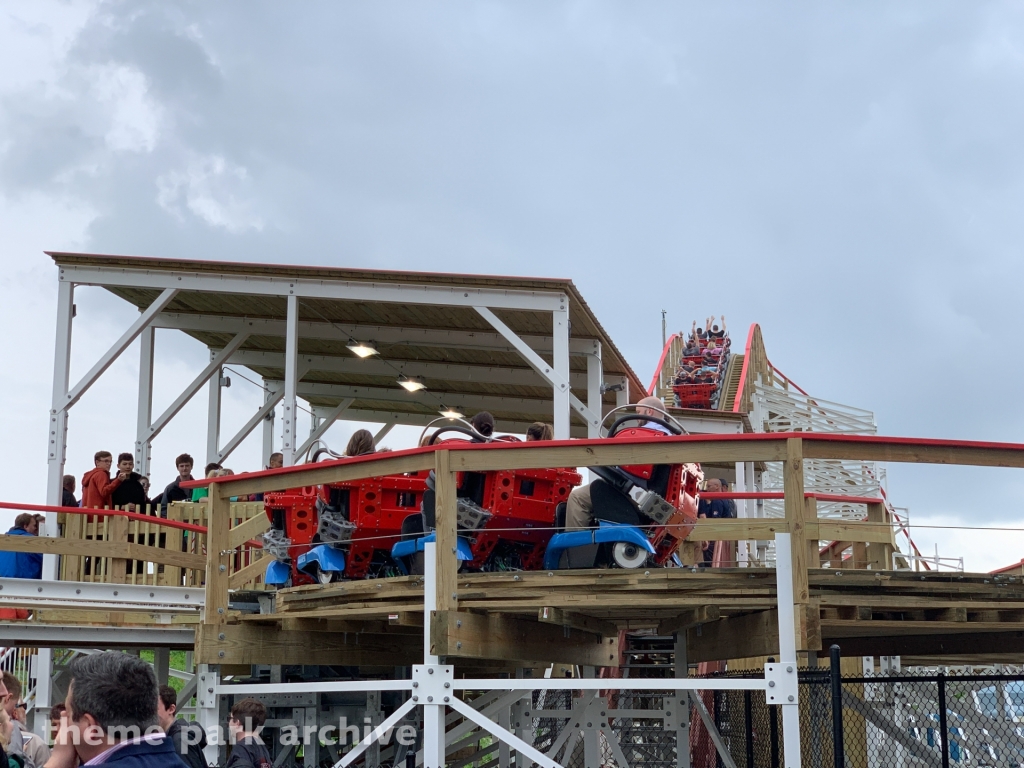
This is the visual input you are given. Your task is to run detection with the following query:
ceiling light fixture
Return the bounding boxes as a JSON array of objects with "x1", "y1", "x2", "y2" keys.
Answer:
[
  {"x1": 346, "y1": 340, "x2": 379, "y2": 358},
  {"x1": 439, "y1": 407, "x2": 463, "y2": 419},
  {"x1": 398, "y1": 376, "x2": 426, "y2": 392}
]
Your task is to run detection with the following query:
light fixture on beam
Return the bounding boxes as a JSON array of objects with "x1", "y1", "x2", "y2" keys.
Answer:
[
  {"x1": 398, "y1": 376, "x2": 426, "y2": 392},
  {"x1": 439, "y1": 407, "x2": 463, "y2": 419},
  {"x1": 346, "y1": 340, "x2": 379, "y2": 358}
]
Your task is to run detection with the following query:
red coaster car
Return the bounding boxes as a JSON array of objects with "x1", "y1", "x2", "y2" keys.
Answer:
[
  {"x1": 544, "y1": 404, "x2": 703, "y2": 570},
  {"x1": 392, "y1": 418, "x2": 582, "y2": 573},
  {"x1": 262, "y1": 446, "x2": 429, "y2": 586}
]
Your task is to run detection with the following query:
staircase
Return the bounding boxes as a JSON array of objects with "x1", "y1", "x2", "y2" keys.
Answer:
[{"x1": 717, "y1": 354, "x2": 744, "y2": 412}]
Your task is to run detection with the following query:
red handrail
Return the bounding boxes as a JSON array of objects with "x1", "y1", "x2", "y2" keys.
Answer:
[
  {"x1": 699, "y1": 492, "x2": 886, "y2": 505},
  {"x1": 0, "y1": 501, "x2": 207, "y2": 534},
  {"x1": 647, "y1": 332, "x2": 681, "y2": 395}
]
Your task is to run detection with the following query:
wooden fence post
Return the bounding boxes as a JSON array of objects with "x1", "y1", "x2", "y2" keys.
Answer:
[
  {"x1": 434, "y1": 450, "x2": 459, "y2": 614},
  {"x1": 783, "y1": 437, "x2": 817, "y2": 652},
  {"x1": 205, "y1": 484, "x2": 231, "y2": 624},
  {"x1": 865, "y1": 502, "x2": 893, "y2": 571}
]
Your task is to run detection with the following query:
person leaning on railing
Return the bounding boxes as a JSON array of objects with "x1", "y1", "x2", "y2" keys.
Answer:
[
  {"x1": 0, "y1": 514, "x2": 41, "y2": 580},
  {"x1": 81, "y1": 451, "x2": 122, "y2": 510},
  {"x1": 697, "y1": 478, "x2": 736, "y2": 567}
]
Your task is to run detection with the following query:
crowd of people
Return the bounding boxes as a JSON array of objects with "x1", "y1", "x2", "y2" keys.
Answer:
[
  {"x1": 0, "y1": 650, "x2": 272, "y2": 768},
  {"x1": 672, "y1": 315, "x2": 731, "y2": 409}
]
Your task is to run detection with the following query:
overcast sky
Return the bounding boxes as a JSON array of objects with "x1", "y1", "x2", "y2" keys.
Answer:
[{"x1": 2, "y1": 1, "x2": 1023, "y2": 571}]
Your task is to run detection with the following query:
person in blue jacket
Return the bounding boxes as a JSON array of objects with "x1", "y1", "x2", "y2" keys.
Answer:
[{"x1": 0, "y1": 514, "x2": 42, "y2": 580}]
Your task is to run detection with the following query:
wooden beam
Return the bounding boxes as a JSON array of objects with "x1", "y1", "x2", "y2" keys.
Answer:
[
  {"x1": 656, "y1": 606, "x2": 721, "y2": 636},
  {"x1": 802, "y1": 439, "x2": 1024, "y2": 469},
  {"x1": 228, "y1": 514, "x2": 270, "y2": 550},
  {"x1": 195, "y1": 622, "x2": 420, "y2": 665},
  {"x1": 537, "y1": 607, "x2": 619, "y2": 637},
  {"x1": 0, "y1": 534, "x2": 205, "y2": 571},
  {"x1": 228, "y1": 553, "x2": 266, "y2": 590},
  {"x1": 691, "y1": 519, "x2": 789, "y2": 540},
  {"x1": 687, "y1": 610, "x2": 780, "y2": 662},
  {"x1": 813, "y1": 521, "x2": 894, "y2": 544},
  {"x1": 431, "y1": 610, "x2": 618, "y2": 666},
  {"x1": 865, "y1": 502, "x2": 894, "y2": 569},
  {"x1": 204, "y1": 484, "x2": 231, "y2": 625},
  {"x1": 448, "y1": 439, "x2": 788, "y2": 473},
  {"x1": 434, "y1": 450, "x2": 458, "y2": 613},
  {"x1": 214, "y1": 451, "x2": 435, "y2": 498},
  {"x1": 686, "y1": 605, "x2": 821, "y2": 662},
  {"x1": 783, "y1": 438, "x2": 811, "y2": 650}
]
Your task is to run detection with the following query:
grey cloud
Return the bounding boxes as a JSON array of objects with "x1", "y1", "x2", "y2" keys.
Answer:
[{"x1": 3, "y1": 1, "x2": 1024, "y2": 543}]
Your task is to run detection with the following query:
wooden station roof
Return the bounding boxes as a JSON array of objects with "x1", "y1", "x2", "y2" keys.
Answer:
[{"x1": 49, "y1": 252, "x2": 646, "y2": 435}]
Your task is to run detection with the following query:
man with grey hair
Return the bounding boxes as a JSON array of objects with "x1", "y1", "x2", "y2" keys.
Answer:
[
  {"x1": 565, "y1": 396, "x2": 675, "y2": 530},
  {"x1": 44, "y1": 652, "x2": 180, "y2": 768}
]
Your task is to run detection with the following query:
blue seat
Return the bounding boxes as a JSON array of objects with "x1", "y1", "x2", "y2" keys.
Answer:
[{"x1": 543, "y1": 521, "x2": 656, "y2": 571}]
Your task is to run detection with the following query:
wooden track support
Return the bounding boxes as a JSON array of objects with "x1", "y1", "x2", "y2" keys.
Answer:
[{"x1": 430, "y1": 610, "x2": 619, "y2": 666}]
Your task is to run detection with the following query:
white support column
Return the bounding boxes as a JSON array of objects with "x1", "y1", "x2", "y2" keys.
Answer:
[
  {"x1": 673, "y1": 632, "x2": 692, "y2": 768},
  {"x1": 281, "y1": 295, "x2": 299, "y2": 466},
  {"x1": 735, "y1": 461, "x2": 749, "y2": 566},
  {"x1": 196, "y1": 664, "x2": 222, "y2": 766},
  {"x1": 586, "y1": 342, "x2": 602, "y2": 439},
  {"x1": 206, "y1": 353, "x2": 222, "y2": 467},
  {"x1": 37, "y1": 279, "x2": 74, "y2": 736},
  {"x1": 615, "y1": 376, "x2": 630, "y2": 408},
  {"x1": 135, "y1": 326, "x2": 155, "y2": 476},
  {"x1": 773, "y1": 533, "x2": 803, "y2": 768},
  {"x1": 552, "y1": 306, "x2": 570, "y2": 440}
]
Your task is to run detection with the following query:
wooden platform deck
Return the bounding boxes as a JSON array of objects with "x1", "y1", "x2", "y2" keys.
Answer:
[{"x1": 197, "y1": 566, "x2": 1024, "y2": 669}]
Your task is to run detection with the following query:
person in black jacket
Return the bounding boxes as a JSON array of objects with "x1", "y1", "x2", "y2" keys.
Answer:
[
  {"x1": 61, "y1": 475, "x2": 79, "y2": 507},
  {"x1": 157, "y1": 686, "x2": 208, "y2": 768},
  {"x1": 155, "y1": 454, "x2": 195, "y2": 515},
  {"x1": 226, "y1": 700, "x2": 271, "y2": 768},
  {"x1": 110, "y1": 454, "x2": 149, "y2": 512}
]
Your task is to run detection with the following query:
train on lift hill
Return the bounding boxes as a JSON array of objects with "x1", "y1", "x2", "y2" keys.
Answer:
[{"x1": 261, "y1": 405, "x2": 703, "y2": 587}]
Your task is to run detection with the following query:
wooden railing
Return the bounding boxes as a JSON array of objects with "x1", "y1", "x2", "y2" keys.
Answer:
[
  {"x1": 187, "y1": 432, "x2": 1024, "y2": 658},
  {"x1": 0, "y1": 500, "x2": 269, "y2": 591}
]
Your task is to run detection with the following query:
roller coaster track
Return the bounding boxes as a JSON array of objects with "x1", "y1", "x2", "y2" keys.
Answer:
[{"x1": 650, "y1": 323, "x2": 933, "y2": 569}]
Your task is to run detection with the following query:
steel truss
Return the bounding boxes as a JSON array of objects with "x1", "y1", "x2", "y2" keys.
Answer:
[{"x1": 199, "y1": 539, "x2": 805, "y2": 768}]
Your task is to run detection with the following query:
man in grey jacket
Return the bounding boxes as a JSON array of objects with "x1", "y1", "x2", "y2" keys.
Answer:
[{"x1": 157, "y1": 686, "x2": 208, "y2": 768}]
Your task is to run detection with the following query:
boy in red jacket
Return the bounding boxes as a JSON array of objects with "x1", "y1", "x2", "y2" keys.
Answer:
[{"x1": 81, "y1": 451, "x2": 124, "y2": 509}]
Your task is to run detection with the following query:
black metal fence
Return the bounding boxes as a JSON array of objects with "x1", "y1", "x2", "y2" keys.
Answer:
[{"x1": 704, "y1": 650, "x2": 1024, "y2": 768}]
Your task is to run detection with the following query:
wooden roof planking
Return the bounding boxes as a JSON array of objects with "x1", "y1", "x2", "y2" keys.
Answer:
[{"x1": 48, "y1": 251, "x2": 648, "y2": 435}]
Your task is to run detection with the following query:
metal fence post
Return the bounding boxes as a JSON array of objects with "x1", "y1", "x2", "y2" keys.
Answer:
[
  {"x1": 744, "y1": 690, "x2": 754, "y2": 768},
  {"x1": 937, "y1": 674, "x2": 950, "y2": 768},
  {"x1": 829, "y1": 645, "x2": 844, "y2": 768}
]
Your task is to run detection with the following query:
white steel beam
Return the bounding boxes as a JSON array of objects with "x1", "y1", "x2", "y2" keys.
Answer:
[
  {"x1": 0, "y1": 624, "x2": 194, "y2": 649},
  {"x1": 586, "y1": 346, "x2": 603, "y2": 439},
  {"x1": 154, "y1": 312, "x2": 602, "y2": 356},
  {"x1": 0, "y1": 579, "x2": 204, "y2": 608},
  {"x1": 206, "y1": 354, "x2": 222, "y2": 467},
  {"x1": 64, "y1": 287, "x2": 179, "y2": 409},
  {"x1": 136, "y1": 326, "x2": 155, "y2": 476},
  {"x1": 228, "y1": 349, "x2": 599, "y2": 389},
  {"x1": 145, "y1": 333, "x2": 249, "y2": 444},
  {"x1": 60, "y1": 265, "x2": 565, "y2": 312},
  {"x1": 293, "y1": 398, "x2": 353, "y2": 459},
  {"x1": 326, "y1": 406, "x2": 589, "y2": 437},
  {"x1": 373, "y1": 420, "x2": 396, "y2": 444},
  {"x1": 216, "y1": 388, "x2": 284, "y2": 464},
  {"x1": 282, "y1": 295, "x2": 299, "y2": 465},
  {"x1": 278, "y1": 380, "x2": 560, "y2": 416},
  {"x1": 552, "y1": 307, "x2": 571, "y2": 439},
  {"x1": 262, "y1": 382, "x2": 280, "y2": 465},
  {"x1": 474, "y1": 306, "x2": 569, "y2": 390},
  {"x1": 40, "y1": 279, "x2": 74, "y2": 740}
]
